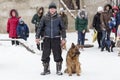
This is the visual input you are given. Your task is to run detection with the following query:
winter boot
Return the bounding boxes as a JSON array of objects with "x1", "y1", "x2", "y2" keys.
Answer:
[
  {"x1": 41, "y1": 62, "x2": 50, "y2": 75},
  {"x1": 56, "y1": 62, "x2": 63, "y2": 75},
  {"x1": 101, "y1": 47, "x2": 104, "y2": 51},
  {"x1": 37, "y1": 44, "x2": 40, "y2": 50}
]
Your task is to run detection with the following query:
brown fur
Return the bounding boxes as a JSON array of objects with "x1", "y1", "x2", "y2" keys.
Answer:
[{"x1": 64, "y1": 43, "x2": 81, "y2": 76}]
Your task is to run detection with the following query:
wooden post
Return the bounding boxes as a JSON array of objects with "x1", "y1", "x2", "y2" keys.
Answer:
[{"x1": 60, "y1": 0, "x2": 76, "y2": 19}]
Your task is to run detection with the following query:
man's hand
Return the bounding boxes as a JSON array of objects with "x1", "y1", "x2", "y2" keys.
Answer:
[
  {"x1": 61, "y1": 39, "x2": 66, "y2": 47},
  {"x1": 36, "y1": 39, "x2": 40, "y2": 44}
]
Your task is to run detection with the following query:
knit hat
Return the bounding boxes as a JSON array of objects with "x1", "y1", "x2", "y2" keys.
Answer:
[
  {"x1": 49, "y1": 2, "x2": 57, "y2": 9},
  {"x1": 97, "y1": 6, "x2": 103, "y2": 12}
]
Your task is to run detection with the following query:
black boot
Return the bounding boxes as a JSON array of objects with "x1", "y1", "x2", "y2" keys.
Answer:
[
  {"x1": 37, "y1": 44, "x2": 40, "y2": 50},
  {"x1": 56, "y1": 62, "x2": 63, "y2": 75},
  {"x1": 101, "y1": 47, "x2": 104, "y2": 51},
  {"x1": 41, "y1": 62, "x2": 50, "y2": 75}
]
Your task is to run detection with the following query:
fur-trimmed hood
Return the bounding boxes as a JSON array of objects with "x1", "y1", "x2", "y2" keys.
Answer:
[{"x1": 77, "y1": 9, "x2": 88, "y2": 19}]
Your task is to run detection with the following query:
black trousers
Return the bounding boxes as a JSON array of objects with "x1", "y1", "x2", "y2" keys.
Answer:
[
  {"x1": 97, "y1": 32, "x2": 102, "y2": 47},
  {"x1": 42, "y1": 38, "x2": 63, "y2": 63}
]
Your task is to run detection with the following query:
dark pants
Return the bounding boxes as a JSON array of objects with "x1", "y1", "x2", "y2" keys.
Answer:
[
  {"x1": 97, "y1": 32, "x2": 102, "y2": 47},
  {"x1": 11, "y1": 38, "x2": 19, "y2": 45},
  {"x1": 77, "y1": 31, "x2": 85, "y2": 45},
  {"x1": 42, "y1": 38, "x2": 63, "y2": 63}
]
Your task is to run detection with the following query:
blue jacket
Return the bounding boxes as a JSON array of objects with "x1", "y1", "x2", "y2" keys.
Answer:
[
  {"x1": 36, "y1": 12, "x2": 66, "y2": 39},
  {"x1": 17, "y1": 24, "x2": 29, "y2": 40}
]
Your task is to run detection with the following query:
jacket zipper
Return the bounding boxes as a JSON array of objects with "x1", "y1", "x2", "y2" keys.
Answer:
[{"x1": 51, "y1": 18, "x2": 53, "y2": 38}]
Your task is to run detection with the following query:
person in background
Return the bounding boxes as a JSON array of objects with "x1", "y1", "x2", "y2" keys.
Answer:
[
  {"x1": 7, "y1": 9, "x2": 20, "y2": 46},
  {"x1": 31, "y1": 7, "x2": 44, "y2": 50},
  {"x1": 59, "y1": 8, "x2": 68, "y2": 50},
  {"x1": 112, "y1": 6, "x2": 118, "y2": 41},
  {"x1": 92, "y1": 6, "x2": 103, "y2": 48},
  {"x1": 116, "y1": 4, "x2": 120, "y2": 42},
  {"x1": 75, "y1": 8, "x2": 88, "y2": 51},
  {"x1": 17, "y1": 18, "x2": 29, "y2": 41},
  {"x1": 36, "y1": 2, "x2": 66, "y2": 75},
  {"x1": 100, "y1": 4, "x2": 113, "y2": 51}
]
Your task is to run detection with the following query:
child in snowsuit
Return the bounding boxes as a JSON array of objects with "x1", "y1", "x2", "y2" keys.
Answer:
[{"x1": 17, "y1": 18, "x2": 29, "y2": 41}]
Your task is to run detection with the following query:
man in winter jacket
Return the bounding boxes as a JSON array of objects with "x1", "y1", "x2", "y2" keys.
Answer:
[
  {"x1": 36, "y1": 2, "x2": 66, "y2": 75},
  {"x1": 7, "y1": 9, "x2": 19, "y2": 45}
]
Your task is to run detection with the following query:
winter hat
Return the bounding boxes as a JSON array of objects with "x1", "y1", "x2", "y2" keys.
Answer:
[
  {"x1": 49, "y1": 2, "x2": 57, "y2": 9},
  {"x1": 112, "y1": 6, "x2": 119, "y2": 11},
  {"x1": 97, "y1": 6, "x2": 103, "y2": 12}
]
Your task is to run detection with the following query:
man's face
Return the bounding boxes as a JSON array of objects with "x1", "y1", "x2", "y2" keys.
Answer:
[{"x1": 49, "y1": 8, "x2": 56, "y2": 15}]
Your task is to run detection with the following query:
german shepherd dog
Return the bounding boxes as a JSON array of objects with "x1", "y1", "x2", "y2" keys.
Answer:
[{"x1": 64, "y1": 43, "x2": 81, "y2": 76}]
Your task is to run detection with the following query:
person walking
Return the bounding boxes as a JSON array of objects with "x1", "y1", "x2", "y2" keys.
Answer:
[
  {"x1": 92, "y1": 6, "x2": 103, "y2": 48},
  {"x1": 36, "y1": 2, "x2": 66, "y2": 75},
  {"x1": 100, "y1": 4, "x2": 113, "y2": 51}
]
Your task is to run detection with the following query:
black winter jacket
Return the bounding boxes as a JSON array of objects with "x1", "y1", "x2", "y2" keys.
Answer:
[
  {"x1": 92, "y1": 12, "x2": 102, "y2": 32},
  {"x1": 36, "y1": 12, "x2": 66, "y2": 39}
]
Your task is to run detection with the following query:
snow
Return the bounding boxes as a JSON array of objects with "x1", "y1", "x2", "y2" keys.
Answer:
[{"x1": 0, "y1": 30, "x2": 120, "y2": 80}]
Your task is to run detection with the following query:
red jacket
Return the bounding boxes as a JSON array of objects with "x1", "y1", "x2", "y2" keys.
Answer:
[
  {"x1": 7, "y1": 9, "x2": 19, "y2": 38},
  {"x1": 7, "y1": 17, "x2": 19, "y2": 38}
]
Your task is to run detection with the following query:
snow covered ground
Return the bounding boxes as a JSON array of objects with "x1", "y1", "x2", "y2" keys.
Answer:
[{"x1": 0, "y1": 30, "x2": 120, "y2": 80}]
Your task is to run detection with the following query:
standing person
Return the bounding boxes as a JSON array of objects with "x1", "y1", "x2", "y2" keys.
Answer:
[
  {"x1": 59, "y1": 8, "x2": 68, "y2": 50},
  {"x1": 59, "y1": 8, "x2": 68, "y2": 30},
  {"x1": 75, "y1": 8, "x2": 88, "y2": 51},
  {"x1": 100, "y1": 4, "x2": 113, "y2": 51},
  {"x1": 112, "y1": 6, "x2": 118, "y2": 41},
  {"x1": 92, "y1": 6, "x2": 103, "y2": 48},
  {"x1": 116, "y1": 4, "x2": 120, "y2": 41},
  {"x1": 36, "y1": 2, "x2": 66, "y2": 75},
  {"x1": 7, "y1": 9, "x2": 20, "y2": 45},
  {"x1": 31, "y1": 7, "x2": 44, "y2": 50},
  {"x1": 17, "y1": 18, "x2": 29, "y2": 41}
]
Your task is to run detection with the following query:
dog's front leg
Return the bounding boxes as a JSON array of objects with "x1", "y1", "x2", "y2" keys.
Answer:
[
  {"x1": 67, "y1": 64, "x2": 72, "y2": 76},
  {"x1": 76, "y1": 62, "x2": 81, "y2": 76}
]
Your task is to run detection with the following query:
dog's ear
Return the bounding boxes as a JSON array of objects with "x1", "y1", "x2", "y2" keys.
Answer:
[{"x1": 71, "y1": 43, "x2": 75, "y2": 48}]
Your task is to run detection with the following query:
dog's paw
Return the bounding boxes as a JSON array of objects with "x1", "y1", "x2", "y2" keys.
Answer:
[
  {"x1": 77, "y1": 73, "x2": 80, "y2": 76},
  {"x1": 69, "y1": 74, "x2": 72, "y2": 76}
]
